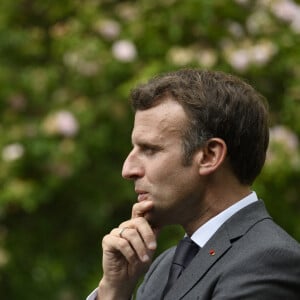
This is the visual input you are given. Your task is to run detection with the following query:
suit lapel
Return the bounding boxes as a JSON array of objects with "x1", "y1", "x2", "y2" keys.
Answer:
[
  {"x1": 164, "y1": 200, "x2": 271, "y2": 300},
  {"x1": 164, "y1": 225, "x2": 232, "y2": 300}
]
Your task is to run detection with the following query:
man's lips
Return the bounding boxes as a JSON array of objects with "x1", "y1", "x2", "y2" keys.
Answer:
[{"x1": 135, "y1": 190, "x2": 149, "y2": 202}]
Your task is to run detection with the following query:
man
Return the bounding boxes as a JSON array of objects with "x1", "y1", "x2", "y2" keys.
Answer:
[{"x1": 88, "y1": 69, "x2": 300, "y2": 299}]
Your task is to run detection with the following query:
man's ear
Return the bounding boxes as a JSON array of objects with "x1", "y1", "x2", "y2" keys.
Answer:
[{"x1": 195, "y1": 138, "x2": 227, "y2": 176}]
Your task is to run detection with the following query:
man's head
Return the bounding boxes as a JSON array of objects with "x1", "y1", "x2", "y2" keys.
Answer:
[{"x1": 130, "y1": 69, "x2": 269, "y2": 185}]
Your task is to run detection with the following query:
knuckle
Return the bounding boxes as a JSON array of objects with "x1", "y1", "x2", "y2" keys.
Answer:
[
  {"x1": 132, "y1": 202, "x2": 140, "y2": 211},
  {"x1": 102, "y1": 234, "x2": 111, "y2": 246},
  {"x1": 135, "y1": 217, "x2": 146, "y2": 226},
  {"x1": 119, "y1": 221, "x2": 128, "y2": 228},
  {"x1": 143, "y1": 232, "x2": 153, "y2": 240},
  {"x1": 126, "y1": 228, "x2": 136, "y2": 238},
  {"x1": 110, "y1": 228, "x2": 117, "y2": 234},
  {"x1": 135, "y1": 216, "x2": 144, "y2": 222},
  {"x1": 118, "y1": 238, "x2": 128, "y2": 248},
  {"x1": 126, "y1": 249, "x2": 135, "y2": 261}
]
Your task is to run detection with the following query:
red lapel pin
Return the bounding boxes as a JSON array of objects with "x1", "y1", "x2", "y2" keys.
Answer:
[{"x1": 209, "y1": 249, "x2": 216, "y2": 256}]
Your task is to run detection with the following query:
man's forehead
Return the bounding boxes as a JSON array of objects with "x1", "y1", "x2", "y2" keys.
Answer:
[
  {"x1": 131, "y1": 104, "x2": 186, "y2": 143},
  {"x1": 134, "y1": 99, "x2": 187, "y2": 123}
]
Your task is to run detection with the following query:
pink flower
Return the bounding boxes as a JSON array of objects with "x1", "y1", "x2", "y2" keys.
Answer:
[{"x1": 112, "y1": 40, "x2": 137, "y2": 62}]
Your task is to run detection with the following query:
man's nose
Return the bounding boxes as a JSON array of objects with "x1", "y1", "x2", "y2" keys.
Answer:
[{"x1": 122, "y1": 150, "x2": 144, "y2": 180}]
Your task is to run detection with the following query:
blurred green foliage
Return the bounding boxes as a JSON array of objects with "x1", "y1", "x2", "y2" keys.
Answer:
[{"x1": 0, "y1": 0, "x2": 300, "y2": 299}]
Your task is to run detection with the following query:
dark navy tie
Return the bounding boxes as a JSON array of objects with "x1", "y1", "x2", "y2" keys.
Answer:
[{"x1": 163, "y1": 236, "x2": 200, "y2": 296}]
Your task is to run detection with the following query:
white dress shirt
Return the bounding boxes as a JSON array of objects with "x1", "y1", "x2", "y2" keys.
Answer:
[
  {"x1": 191, "y1": 191, "x2": 258, "y2": 247},
  {"x1": 86, "y1": 192, "x2": 258, "y2": 300}
]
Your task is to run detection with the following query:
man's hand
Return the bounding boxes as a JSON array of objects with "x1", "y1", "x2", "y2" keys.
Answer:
[{"x1": 97, "y1": 200, "x2": 158, "y2": 300}]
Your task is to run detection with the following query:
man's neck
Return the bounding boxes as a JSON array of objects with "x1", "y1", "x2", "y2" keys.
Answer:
[{"x1": 184, "y1": 185, "x2": 252, "y2": 236}]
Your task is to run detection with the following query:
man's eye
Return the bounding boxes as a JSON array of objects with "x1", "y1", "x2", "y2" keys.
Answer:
[{"x1": 143, "y1": 147, "x2": 158, "y2": 155}]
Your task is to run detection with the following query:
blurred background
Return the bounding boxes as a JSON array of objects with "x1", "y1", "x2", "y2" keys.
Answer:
[{"x1": 0, "y1": 0, "x2": 300, "y2": 299}]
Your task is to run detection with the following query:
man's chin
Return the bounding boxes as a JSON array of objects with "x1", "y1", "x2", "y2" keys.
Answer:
[
  {"x1": 143, "y1": 211, "x2": 161, "y2": 229},
  {"x1": 144, "y1": 210, "x2": 169, "y2": 230}
]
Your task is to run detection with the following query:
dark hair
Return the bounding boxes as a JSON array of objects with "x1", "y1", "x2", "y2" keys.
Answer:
[{"x1": 130, "y1": 69, "x2": 269, "y2": 185}]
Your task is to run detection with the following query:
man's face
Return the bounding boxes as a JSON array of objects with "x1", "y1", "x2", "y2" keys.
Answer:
[{"x1": 122, "y1": 98, "x2": 204, "y2": 229}]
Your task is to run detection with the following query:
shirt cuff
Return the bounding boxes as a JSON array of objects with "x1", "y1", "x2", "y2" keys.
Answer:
[{"x1": 86, "y1": 288, "x2": 98, "y2": 300}]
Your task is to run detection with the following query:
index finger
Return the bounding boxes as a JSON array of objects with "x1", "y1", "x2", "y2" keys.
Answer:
[
  {"x1": 131, "y1": 200, "x2": 153, "y2": 219},
  {"x1": 119, "y1": 217, "x2": 157, "y2": 251}
]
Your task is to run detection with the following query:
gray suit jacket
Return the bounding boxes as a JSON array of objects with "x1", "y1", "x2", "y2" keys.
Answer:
[{"x1": 136, "y1": 201, "x2": 300, "y2": 299}]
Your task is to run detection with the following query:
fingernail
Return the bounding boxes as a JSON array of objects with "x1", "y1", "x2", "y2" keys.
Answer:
[
  {"x1": 148, "y1": 241, "x2": 157, "y2": 250},
  {"x1": 142, "y1": 255, "x2": 150, "y2": 262}
]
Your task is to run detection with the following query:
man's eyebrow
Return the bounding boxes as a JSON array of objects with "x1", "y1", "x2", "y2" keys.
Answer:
[
  {"x1": 131, "y1": 137, "x2": 163, "y2": 148},
  {"x1": 134, "y1": 140, "x2": 160, "y2": 147}
]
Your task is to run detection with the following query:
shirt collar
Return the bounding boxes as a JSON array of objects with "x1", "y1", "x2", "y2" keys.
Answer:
[{"x1": 191, "y1": 191, "x2": 258, "y2": 248}]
